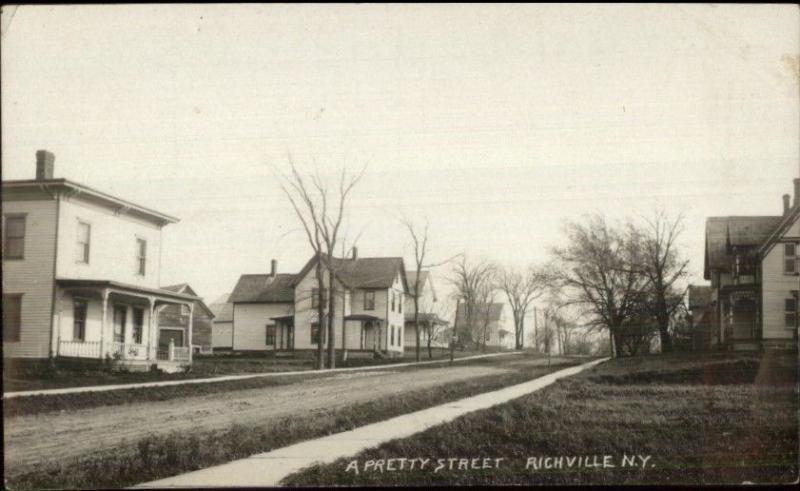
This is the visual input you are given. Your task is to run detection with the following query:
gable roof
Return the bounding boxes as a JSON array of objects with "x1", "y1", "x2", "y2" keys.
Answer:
[
  {"x1": 2, "y1": 178, "x2": 178, "y2": 226},
  {"x1": 230, "y1": 273, "x2": 297, "y2": 303},
  {"x1": 454, "y1": 302, "x2": 504, "y2": 328},
  {"x1": 687, "y1": 285, "x2": 712, "y2": 309},
  {"x1": 160, "y1": 283, "x2": 215, "y2": 317},
  {"x1": 704, "y1": 216, "x2": 783, "y2": 279},
  {"x1": 757, "y1": 205, "x2": 800, "y2": 256},
  {"x1": 296, "y1": 254, "x2": 408, "y2": 292},
  {"x1": 208, "y1": 294, "x2": 233, "y2": 322},
  {"x1": 406, "y1": 270, "x2": 429, "y2": 296}
]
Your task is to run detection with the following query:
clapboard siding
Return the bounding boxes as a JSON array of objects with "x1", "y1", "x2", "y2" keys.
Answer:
[
  {"x1": 232, "y1": 303, "x2": 293, "y2": 350},
  {"x1": 761, "y1": 216, "x2": 800, "y2": 339},
  {"x1": 56, "y1": 197, "x2": 163, "y2": 288},
  {"x1": 2, "y1": 198, "x2": 58, "y2": 358}
]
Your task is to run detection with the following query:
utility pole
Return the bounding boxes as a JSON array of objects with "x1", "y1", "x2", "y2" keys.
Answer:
[{"x1": 533, "y1": 306, "x2": 538, "y2": 353}]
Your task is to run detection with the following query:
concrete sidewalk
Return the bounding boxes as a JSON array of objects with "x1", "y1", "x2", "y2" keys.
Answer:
[
  {"x1": 136, "y1": 357, "x2": 608, "y2": 488},
  {"x1": 3, "y1": 351, "x2": 521, "y2": 399}
]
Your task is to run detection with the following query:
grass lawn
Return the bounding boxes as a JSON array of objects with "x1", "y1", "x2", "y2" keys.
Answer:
[
  {"x1": 2, "y1": 355, "x2": 315, "y2": 392},
  {"x1": 3, "y1": 348, "x2": 512, "y2": 392},
  {"x1": 283, "y1": 349, "x2": 798, "y2": 486},
  {"x1": 4, "y1": 355, "x2": 582, "y2": 490}
]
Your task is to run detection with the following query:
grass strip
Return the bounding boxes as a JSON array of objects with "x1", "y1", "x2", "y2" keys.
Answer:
[{"x1": 282, "y1": 352, "x2": 798, "y2": 486}]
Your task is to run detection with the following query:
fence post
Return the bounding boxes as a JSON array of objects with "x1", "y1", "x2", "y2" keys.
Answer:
[{"x1": 168, "y1": 339, "x2": 175, "y2": 361}]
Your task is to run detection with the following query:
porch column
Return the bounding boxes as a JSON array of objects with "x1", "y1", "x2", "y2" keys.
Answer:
[
  {"x1": 187, "y1": 303, "x2": 194, "y2": 363},
  {"x1": 147, "y1": 297, "x2": 155, "y2": 361},
  {"x1": 100, "y1": 289, "x2": 109, "y2": 359}
]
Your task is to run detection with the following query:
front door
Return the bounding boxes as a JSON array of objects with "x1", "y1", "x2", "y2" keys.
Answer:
[{"x1": 113, "y1": 306, "x2": 127, "y2": 343}]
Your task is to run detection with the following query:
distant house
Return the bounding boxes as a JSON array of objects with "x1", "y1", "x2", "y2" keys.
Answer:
[
  {"x1": 2, "y1": 150, "x2": 197, "y2": 371},
  {"x1": 403, "y1": 271, "x2": 449, "y2": 349},
  {"x1": 159, "y1": 284, "x2": 215, "y2": 354},
  {"x1": 701, "y1": 178, "x2": 800, "y2": 350},
  {"x1": 229, "y1": 250, "x2": 410, "y2": 356},
  {"x1": 209, "y1": 293, "x2": 233, "y2": 351},
  {"x1": 454, "y1": 301, "x2": 513, "y2": 350}
]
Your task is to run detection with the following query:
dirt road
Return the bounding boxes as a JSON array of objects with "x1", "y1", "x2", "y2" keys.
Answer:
[{"x1": 4, "y1": 358, "x2": 537, "y2": 475}]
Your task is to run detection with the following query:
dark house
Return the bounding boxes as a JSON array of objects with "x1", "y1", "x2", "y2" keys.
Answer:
[{"x1": 159, "y1": 284, "x2": 215, "y2": 354}]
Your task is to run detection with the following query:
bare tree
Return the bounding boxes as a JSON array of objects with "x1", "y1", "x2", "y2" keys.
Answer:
[
  {"x1": 277, "y1": 155, "x2": 365, "y2": 369},
  {"x1": 449, "y1": 256, "x2": 496, "y2": 351},
  {"x1": 474, "y1": 276, "x2": 498, "y2": 352},
  {"x1": 627, "y1": 210, "x2": 690, "y2": 353},
  {"x1": 496, "y1": 265, "x2": 548, "y2": 349},
  {"x1": 400, "y1": 217, "x2": 459, "y2": 361},
  {"x1": 551, "y1": 215, "x2": 646, "y2": 358}
]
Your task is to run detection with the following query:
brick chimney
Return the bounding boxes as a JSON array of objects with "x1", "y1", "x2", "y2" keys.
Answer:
[
  {"x1": 794, "y1": 178, "x2": 800, "y2": 210},
  {"x1": 270, "y1": 259, "x2": 277, "y2": 277},
  {"x1": 784, "y1": 194, "x2": 792, "y2": 216},
  {"x1": 351, "y1": 247, "x2": 358, "y2": 260},
  {"x1": 36, "y1": 150, "x2": 55, "y2": 180}
]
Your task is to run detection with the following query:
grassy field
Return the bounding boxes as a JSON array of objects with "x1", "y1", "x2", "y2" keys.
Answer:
[
  {"x1": 4, "y1": 355, "x2": 579, "y2": 489},
  {"x1": 283, "y1": 350, "x2": 798, "y2": 486}
]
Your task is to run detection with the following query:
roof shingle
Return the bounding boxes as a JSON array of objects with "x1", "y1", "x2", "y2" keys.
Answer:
[{"x1": 230, "y1": 274, "x2": 297, "y2": 303}]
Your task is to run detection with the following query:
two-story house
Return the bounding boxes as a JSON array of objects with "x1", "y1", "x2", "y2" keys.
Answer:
[
  {"x1": 2, "y1": 150, "x2": 198, "y2": 371},
  {"x1": 454, "y1": 301, "x2": 513, "y2": 350},
  {"x1": 702, "y1": 178, "x2": 800, "y2": 350},
  {"x1": 403, "y1": 271, "x2": 449, "y2": 349},
  {"x1": 228, "y1": 250, "x2": 409, "y2": 356}
]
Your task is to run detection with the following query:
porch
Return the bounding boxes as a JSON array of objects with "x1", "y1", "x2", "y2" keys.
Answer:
[
  {"x1": 344, "y1": 314, "x2": 387, "y2": 352},
  {"x1": 720, "y1": 286, "x2": 760, "y2": 350},
  {"x1": 53, "y1": 279, "x2": 199, "y2": 368}
]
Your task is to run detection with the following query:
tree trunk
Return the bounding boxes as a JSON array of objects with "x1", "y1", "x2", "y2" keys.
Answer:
[
  {"x1": 414, "y1": 296, "x2": 421, "y2": 362},
  {"x1": 315, "y1": 262, "x2": 325, "y2": 370},
  {"x1": 426, "y1": 325, "x2": 433, "y2": 359},
  {"x1": 326, "y1": 270, "x2": 336, "y2": 369},
  {"x1": 657, "y1": 311, "x2": 672, "y2": 354}
]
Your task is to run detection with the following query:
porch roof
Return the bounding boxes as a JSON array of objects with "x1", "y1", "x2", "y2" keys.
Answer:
[
  {"x1": 344, "y1": 314, "x2": 383, "y2": 322},
  {"x1": 270, "y1": 314, "x2": 295, "y2": 322},
  {"x1": 404, "y1": 312, "x2": 448, "y2": 325},
  {"x1": 56, "y1": 278, "x2": 199, "y2": 303}
]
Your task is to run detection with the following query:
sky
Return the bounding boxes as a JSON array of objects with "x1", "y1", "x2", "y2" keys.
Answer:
[{"x1": 2, "y1": 4, "x2": 799, "y2": 315}]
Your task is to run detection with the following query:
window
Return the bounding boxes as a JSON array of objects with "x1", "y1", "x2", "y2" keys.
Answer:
[
  {"x1": 390, "y1": 325, "x2": 395, "y2": 346},
  {"x1": 390, "y1": 292, "x2": 395, "y2": 312},
  {"x1": 398, "y1": 293, "x2": 403, "y2": 313},
  {"x1": 2, "y1": 294, "x2": 22, "y2": 342},
  {"x1": 3, "y1": 215, "x2": 26, "y2": 259},
  {"x1": 312, "y1": 288, "x2": 326, "y2": 309},
  {"x1": 364, "y1": 291, "x2": 375, "y2": 310},
  {"x1": 786, "y1": 297, "x2": 798, "y2": 328},
  {"x1": 73, "y1": 298, "x2": 88, "y2": 341},
  {"x1": 136, "y1": 238, "x2": 147, "y2": 276},
  {"x1": 266, "y1": 324, "x2": 276, "y2": 345},
  {"x1": 785, "y1": 243, "x2": 798, "y2": 275},
  {"x1": 132, "y1": 308, "x2": 144, "y2": 344},
  {"x1": 311, "y1": 322, "x2": 326, "y2": 345},
  {"x1": 76, "y1": 221, "x2": 91, "y2": 263},
  {"x1": 181, "y1": 304, "x2": 190, "y2": 316}
]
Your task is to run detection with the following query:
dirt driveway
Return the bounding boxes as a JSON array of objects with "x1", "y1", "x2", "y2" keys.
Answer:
[{"x1": 4, "y1": 357, "x2": 545, "y2": 475}]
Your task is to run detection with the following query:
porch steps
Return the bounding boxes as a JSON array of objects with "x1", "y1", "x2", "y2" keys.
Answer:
[{"x1": 156, "y1": 361, "x2": 188, "y2": 374}]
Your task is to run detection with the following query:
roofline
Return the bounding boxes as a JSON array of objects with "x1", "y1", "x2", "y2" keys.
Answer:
[
  {"x1": 56, "y1": 278, "x2": 199, "y2": 302},
  {"x1": 757, "y1": 206, "x2": 800, "y2": 256},
  {"x1": 2, "y1": 179, "x2": 179, "y2": 225}
]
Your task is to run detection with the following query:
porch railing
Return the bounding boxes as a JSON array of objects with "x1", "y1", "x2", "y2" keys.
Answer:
[
  {"x1": 58, "y1": 340, "x2": 101, "y2": 358},
  {"x1": 155, "y1": 343, "x2": 191, "y2": 363},
  {"x1": 108, "y1": 341, "x2": 150, "y2": 360},
  {"x1": 173, "y1": 346, "x2": 191, "y2": 362}
]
